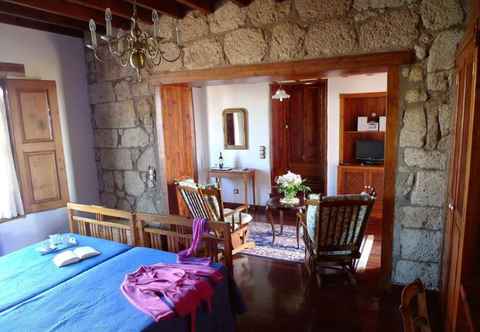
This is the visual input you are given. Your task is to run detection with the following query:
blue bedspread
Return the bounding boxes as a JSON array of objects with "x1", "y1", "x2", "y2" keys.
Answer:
[
  {"x1": 0, "y1": 247, "x2": 241, "y2": 332},
  {"x1": 0, "y1": 234, "x2": 130, "y2": 312}
]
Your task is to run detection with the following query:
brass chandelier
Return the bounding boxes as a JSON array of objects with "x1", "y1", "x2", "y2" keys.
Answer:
[{"x1": 86, "y1": 1, "x2": 183, "y2": 81}]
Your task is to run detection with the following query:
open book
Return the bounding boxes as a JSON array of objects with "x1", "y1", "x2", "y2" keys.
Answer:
[{"x1": 53, "y1": 247, "x2": 100, "y2": 267}]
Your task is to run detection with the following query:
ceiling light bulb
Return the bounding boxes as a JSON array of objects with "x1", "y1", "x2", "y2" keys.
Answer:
[{"x1": 272, "y1": 88, "x2": 290, "y2": 102}]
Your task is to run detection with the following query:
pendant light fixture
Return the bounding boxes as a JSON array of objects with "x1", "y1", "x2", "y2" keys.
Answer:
[{"x1": 272, "y1": 86, "x2": 290, "y2": 102}]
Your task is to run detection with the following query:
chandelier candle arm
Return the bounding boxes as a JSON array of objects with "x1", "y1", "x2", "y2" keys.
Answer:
[
  {"x1": 89, "y1": 19, "x2": 97, "y2": 49},
  {"x1": 85, "y1": 2, "x2": 183, "y2": 81},
  {"x1": 105, "y1": 8, "x2": 112, "y2": 38},
  {"x1": 152, "y1": 10, "x2": 159, "y2": 38}
]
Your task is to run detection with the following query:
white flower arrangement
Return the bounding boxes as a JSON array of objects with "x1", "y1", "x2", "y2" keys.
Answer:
[{"x1": 275, "y1": 171, "x2": 311, "y2": 204}]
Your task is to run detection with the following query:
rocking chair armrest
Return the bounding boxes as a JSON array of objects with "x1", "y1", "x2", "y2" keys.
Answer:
[
  {"x1": 223, "y1": 205, "x2": 248, "y2": 217},
  {"x1": 298, "y1": 215, "x2": 315, "y2": 255},
  {"x1": 223, "y1": 205, "x2": 250, "y2": 224}
]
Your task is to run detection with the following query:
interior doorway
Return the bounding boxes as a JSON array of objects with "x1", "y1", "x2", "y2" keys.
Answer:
[{"x1": 154, "y1": 51, "x2": 413, "y2": 287}]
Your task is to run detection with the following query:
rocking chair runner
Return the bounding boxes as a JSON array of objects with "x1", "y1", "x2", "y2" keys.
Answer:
[
  {"x1": 175, "y1": 179, "x2": 255, "y2": 256},
  {"x1": 299, "y1": 187, "x2": 376, "y2": 285}
]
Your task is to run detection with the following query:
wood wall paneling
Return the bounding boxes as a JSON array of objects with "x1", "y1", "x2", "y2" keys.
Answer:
[{"x1": 159, "y1": 84, "x2": 197, "y2": 216}]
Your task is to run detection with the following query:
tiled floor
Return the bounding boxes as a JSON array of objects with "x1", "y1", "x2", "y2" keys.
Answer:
[{"x1": 232, "y1": 210, "x2": 402, "y2": 332}]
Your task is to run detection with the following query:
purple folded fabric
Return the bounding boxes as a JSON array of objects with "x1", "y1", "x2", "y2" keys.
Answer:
[{"x1": 177, "y1": 217, "x2": 211, "y2": 265}]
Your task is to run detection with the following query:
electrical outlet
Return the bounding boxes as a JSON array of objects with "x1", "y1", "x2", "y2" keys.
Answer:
[{"x1": 233, "y1": 189, "x2": 239, "y2": 195}]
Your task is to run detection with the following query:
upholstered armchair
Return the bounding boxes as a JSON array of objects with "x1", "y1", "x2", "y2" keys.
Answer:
[
  {"x1": 176, "y1": 178, "x2": 255, "y2": 255},
  {"x1": 299, "y1": 189, "x2": 376, "y2": 285}
]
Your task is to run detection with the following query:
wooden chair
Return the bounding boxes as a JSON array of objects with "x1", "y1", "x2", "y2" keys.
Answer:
[
  {"x1": 67, "y1": 202, "x2": 137, "y2": 245},
  {"x1": 399, "y1": 279, "x2": 432, "y2": 332},
  {"x1": 176, "y1": 179, "x2": 255, "y2": 256},
  {"x1": 136, "y1": 213, "x2": 233, "y2": 271},
  {"x1": 299, "y1": 189, "x2": 375, "y2": 285}
]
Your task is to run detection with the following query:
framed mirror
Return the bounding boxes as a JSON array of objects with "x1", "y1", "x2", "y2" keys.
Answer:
[{"x1": 223, "y1": 108, "x2": 248, "y2": 150}]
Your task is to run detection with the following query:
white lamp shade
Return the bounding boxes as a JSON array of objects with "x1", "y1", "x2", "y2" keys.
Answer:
[{"x1": 272, "y1": 88, "x2": 290, "y2": 102}]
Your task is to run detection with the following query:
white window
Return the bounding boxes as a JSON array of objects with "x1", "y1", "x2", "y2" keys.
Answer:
[{"x1": 0, "y1": 86, "x2": 24, "y2": 219}]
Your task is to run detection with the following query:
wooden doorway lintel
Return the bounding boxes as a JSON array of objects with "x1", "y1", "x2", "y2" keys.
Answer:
[{"x1": 153, "y1": 51, "x2": 412, "y2": 288}]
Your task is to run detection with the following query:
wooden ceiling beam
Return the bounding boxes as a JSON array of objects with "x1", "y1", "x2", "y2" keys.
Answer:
[
  {"x1": 126, "y1": 0, "x2": 187, "y2": 18},
  {"x1": 67, "y1": 0, "x2": 153, "y2": 23},
  {"x1": 175, "y1": 0, "x2": 215, "y2": 14},
  {"x1": 150, "y1": 51, "x2": 415, "y2": 85},
  {"x1": 3, "y1": 0, "x2": 131, "y2": 28},
  {"x1": 0, "y1": 2, "x2": 88, "y2": 31},
  {"x1": 0, "y1": 12, "x2": 84, "y2": 37}
]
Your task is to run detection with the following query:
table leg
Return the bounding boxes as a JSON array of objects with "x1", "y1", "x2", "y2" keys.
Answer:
[
  {"x1": 251, "y1": 173, "x2": 256, "y2": 211},
  {"x1": 243, "y1": 176, "x2": 248, "y2": 208},
  {"x1": 296, "y1": 216, "x2": 300, "y2": 249},
  {"x1": 267, "y1": 207, "x2": 275, "y2": 245},
  {"x1": 280, "y1": 210, "x2": 284, "y2": 235}
]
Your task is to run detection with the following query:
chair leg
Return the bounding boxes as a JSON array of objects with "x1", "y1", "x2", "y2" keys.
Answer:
[
  {"x1": 231, "y1": 241, "x2": 256, "y2": 255},
  {"x1": 344, "y1": 262, "x2": 357, "y2": 287}
]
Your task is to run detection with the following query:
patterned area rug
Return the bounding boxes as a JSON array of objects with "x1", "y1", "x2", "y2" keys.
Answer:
[{"x1": 242, "y1": 222, "x2": 305, "y2": 263}]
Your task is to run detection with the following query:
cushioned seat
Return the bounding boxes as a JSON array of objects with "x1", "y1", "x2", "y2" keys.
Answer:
[{"x1": 223, "y1": 208, "x2": 252, "y2": 230}]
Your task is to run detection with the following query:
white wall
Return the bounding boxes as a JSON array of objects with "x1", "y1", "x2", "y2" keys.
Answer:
[
  {"x1": 192, "y1": 87, "x2": 210, "y2": 184},
  {"x1": 0, "y1": 23, "x2": 99, "y2": 255},
  {"x1": 326, "y1": 73, "x2": 388, "y2": 195},
  {"x1": 203, "y1": 83, "x2": 271, "y2": 205}
]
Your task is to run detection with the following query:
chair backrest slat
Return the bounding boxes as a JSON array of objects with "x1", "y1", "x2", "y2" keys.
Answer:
[
  {"x1": 67, "y1": 203, "x2": 136, "y2": 245},
  {"x1": 176, "y1": 180, "x2": 229, "y2": 224}
]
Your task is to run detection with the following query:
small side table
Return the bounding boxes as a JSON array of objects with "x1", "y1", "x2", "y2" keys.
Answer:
[
  {"x1": 208, "y1": 168, "x2": 256, "y2": 208},
  {"x1": 266, "y1": 196, "x2": 305, "y2": 248}
]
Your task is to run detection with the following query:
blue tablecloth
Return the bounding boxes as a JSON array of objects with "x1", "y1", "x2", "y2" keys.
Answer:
[
  {"x1": 0, "y1": 247, "x2": 241, "y2": 332},
  {"x1": 0, "y1": 234, "x2": 130, "y2": 312}
]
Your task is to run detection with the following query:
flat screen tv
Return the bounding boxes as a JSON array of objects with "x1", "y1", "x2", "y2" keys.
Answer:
[{"x1": 355, "y1": 140, "x2": 384, "y2": 164}]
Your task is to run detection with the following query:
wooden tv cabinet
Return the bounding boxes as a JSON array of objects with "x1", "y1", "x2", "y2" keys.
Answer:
[
  {"x1": 338, "y1": 92, "x2": 387, "y2": 220},
  {"x1": 337, "y1": 164, "x2": 384, "y2": 219}
]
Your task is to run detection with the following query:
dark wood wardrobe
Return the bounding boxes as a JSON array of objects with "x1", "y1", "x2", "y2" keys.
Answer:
[
  {"x1": 270, "y1": 81, "x2": 327, "y2": 195},
  {"x1": 441, "y1": 9, "x2": 480, "y2": 332}
]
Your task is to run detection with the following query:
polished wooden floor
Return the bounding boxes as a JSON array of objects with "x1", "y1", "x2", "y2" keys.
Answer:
[{"x1": 232, "y1": 210, "x2": 403, "y2": 332}]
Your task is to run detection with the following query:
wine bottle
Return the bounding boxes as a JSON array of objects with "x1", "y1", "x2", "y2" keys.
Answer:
[{"x1": 218, "y1": 152, "x2": 224, "y2": 169}]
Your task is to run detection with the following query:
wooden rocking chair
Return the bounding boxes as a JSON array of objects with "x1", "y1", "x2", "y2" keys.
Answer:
[
  {"x1": 299, "y1": 188, "x2": 376, "y2": 286},
  {"x1": 176, "y1": 179, "x2": 255, "y2": 256}
]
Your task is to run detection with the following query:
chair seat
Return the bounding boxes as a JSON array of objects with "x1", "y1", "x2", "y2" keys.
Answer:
[{"x1": 223, "y1": 208, "x2": 252, "y2": 229}]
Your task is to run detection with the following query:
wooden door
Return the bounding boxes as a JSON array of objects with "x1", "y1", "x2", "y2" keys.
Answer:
[
  {"x1": 441, "y1": 18, "x2": 480, "y2": 332},
  {"x1": 5, "y1": 79, "x2": 69, "y2": 213},
  {"x1": 159, "y1": 84, "x2": 197, "y2": 216},
  {"x1": 271, "y1": 81, "x2": 327, "y2": 194}
]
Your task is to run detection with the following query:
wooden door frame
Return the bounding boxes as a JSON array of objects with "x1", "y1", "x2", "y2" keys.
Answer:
[{"x1": 151, "y1": 51, "x2": 413, "y2": 288}]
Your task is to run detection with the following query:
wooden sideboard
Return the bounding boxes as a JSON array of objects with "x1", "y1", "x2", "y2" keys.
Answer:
[
  {"x1": 337, "y1": 164, "x2": 384, "y2": 219},
  {"x1": 208, "y1": 168, "x2": 256, "y2": 207}
]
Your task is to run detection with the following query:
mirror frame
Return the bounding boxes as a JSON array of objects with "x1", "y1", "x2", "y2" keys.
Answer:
[{"x1": 223, "y1": 108, "x2": 248, "y2": 150}]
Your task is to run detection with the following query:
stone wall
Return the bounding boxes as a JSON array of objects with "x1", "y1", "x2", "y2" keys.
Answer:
[
  {"x1": 86, "y1": 52, "x2": 167, "y2": 214},
  {"x1": 85, "y1": 0, "x2": 466, "y2": 288}
]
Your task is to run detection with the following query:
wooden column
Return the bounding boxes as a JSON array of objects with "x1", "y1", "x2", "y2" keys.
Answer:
[{"x1": 159, "y1": 84, "x2": 197, "y2": 216}]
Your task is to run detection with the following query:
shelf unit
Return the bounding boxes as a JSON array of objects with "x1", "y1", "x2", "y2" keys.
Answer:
[{"x1": 337, "y1": 92, "x2": 387, "y2": 219}]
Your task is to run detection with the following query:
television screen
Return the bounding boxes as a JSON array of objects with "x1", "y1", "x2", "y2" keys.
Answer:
[{"x1": 355, "y1": 140, "x2": 384, "y2": 164}]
